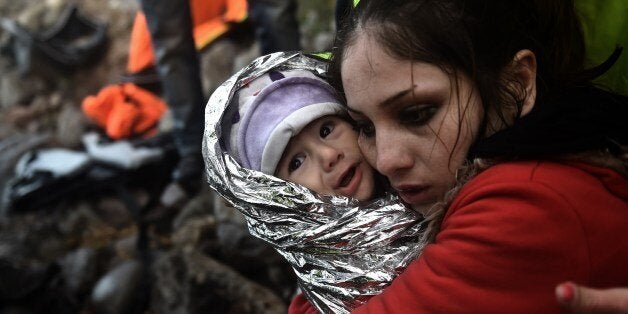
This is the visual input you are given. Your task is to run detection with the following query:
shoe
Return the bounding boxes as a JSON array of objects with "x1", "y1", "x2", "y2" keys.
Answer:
[{"x1": 171, "y1": 154, "x2": 204, "y2": 195}]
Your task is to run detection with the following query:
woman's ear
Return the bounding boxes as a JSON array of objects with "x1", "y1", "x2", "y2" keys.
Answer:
[{"x1": 511, "y1": 49, "x2": 537, "y2": 117}]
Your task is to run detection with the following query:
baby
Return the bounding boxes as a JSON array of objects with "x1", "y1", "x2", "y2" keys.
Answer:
[
  {"x1": 226, "y1": 69, "x2": 377, "y2": 201},
  {"x1": 210, "y1": 58, "x2": 426, "y2": 313}
]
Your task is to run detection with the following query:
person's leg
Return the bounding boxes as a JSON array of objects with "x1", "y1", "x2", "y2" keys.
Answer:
[
  {"x1": 248, "y1": 0, "x2": 301, "y2": 54},
  {"x1": 139, "y1": 0, "x2": 205, "y2": 190}
]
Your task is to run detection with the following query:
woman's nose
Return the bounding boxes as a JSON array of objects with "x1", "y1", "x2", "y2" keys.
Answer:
[
  {"x1": 318, "y1": 144, "x2": 343, "y2": 172},
  {"x1": 375, "y1": 132, "x2": 413, "y2": 178}
]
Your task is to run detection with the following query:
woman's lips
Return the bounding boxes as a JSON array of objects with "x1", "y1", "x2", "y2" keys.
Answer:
[
  {"x1": 337, "y1": 165, "x2": 362, "y2": 197},
  {"x1": 395, "y1": 185, "x2": 432, "y2": 205}
]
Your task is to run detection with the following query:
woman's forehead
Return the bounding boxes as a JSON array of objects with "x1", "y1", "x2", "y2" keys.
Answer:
[
  {"x1": 341, "y1": 36, "x2": 401, "y2": 96},
  {"x1": 342, "y1": 40, "x2": 450, "y2": 110}
]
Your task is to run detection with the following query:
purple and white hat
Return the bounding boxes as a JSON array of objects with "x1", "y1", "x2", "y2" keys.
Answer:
[{"x1": 227, "y1": 70, "x2": 344, "y2": 174}]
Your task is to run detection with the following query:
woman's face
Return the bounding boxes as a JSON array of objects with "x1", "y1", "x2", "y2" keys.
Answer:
[
  {"x1": 341, "y1": 34, "x2": 483, "y2": 213},
  {"x1": 275, "y1": 116, "x2": 376, "y2": 201}
]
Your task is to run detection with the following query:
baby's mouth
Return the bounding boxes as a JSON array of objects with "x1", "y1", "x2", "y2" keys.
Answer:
[{"x1": 338, "y1": 167, "x2": 356, "y2": 188}]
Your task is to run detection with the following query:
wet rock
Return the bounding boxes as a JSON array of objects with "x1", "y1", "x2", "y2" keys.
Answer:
[
  {"x1": 172, "y1": 186, "x2": 215, "y2": 230},
  {"x1": 56, "y1": 102, "x2": 89, "y2": 148},
  {"x1": 0, "y1": 70, "x2": 46, "y2": 109},
  {"x1": 114, "y1": 234, "x2": 138, "y2": 260},
  {"x1": 0, "y1": 258, "x2": 53, "y2": 300},
  {"x1": 0, "y1": 209, "x2": 75, "y2": 261},
  {"x1": 39, "y1": 236, "x2": 70, "y2": 261},
  {"x1": 16, "y1": 0, "x2": 66, "y2": 33},
  {"x1": 90, "y1": 259, "x2": 145, "y2": 314},
  {"x1": 0, "y1": 258, "x2": 79, "y2": 314},
  {"x1": 172, "y1": 215, "x2": 217, "y2": 254},
  {"x1": 214, "y1": 222, "x2": 297, "y2": 301},
  {"x1": 94, "y1": 196, "x2": 135, "y2": 229},
  {"x1": 211, "y1": 190, "x2": 247, "y2": 226},
  {"x1": 151, "y1": 250, "x2": 287, "y2": 314},
  {"x1": 149, "y1": 251, "x2": 189, "y2": 314},
  {"x1": 215, "y1": 222, "x2": 272, "y2": 269},
  {"x1": 3, "y1": 94, "x2": 62, "y2": 133},
  {"x1": 58, "y1": 247, "x2": 99, "y2": 297},
  {"x1": 56, "y1": 201, "x2": 101, "y2": 239}
]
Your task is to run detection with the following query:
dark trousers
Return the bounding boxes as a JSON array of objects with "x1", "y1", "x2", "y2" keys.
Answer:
[
  {"x1": 139, "y1": 0, "x2": 205, "y2": 162},
  {"x1": 248, "y1": 0, "x2": 301, "y2": 54}
]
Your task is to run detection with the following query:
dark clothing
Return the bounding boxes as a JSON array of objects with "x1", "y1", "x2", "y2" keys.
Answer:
[
  {"x1": 248, "y1": 0, "x2": 301, "y2": 54},
  {"x1": 139, "y1": 0, "x2": 205, "y2": 182}
]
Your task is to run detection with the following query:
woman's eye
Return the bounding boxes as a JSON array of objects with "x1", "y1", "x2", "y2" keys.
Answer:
[
  {"x1": 288, "y1": 155, "x2": 305, "y2": 173},
  {"x1": 400, "y1": 105, "x2": 438, "y2": 125},
  {"x1": 319, "y1": 123, "x2": 333, "y2": 138},
  {"x1": 353, "y1": 120, "x2": 375, "y2": 138}
]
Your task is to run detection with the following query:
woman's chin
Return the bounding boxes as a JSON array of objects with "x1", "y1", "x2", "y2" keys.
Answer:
[{"x1": 410, "y1": 201, "x2": 441, "y2": 217}]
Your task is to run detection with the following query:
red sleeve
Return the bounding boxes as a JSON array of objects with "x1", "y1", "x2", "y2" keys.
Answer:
[
  {"x1": 289, "y1": 293, "x2": 319, "y2": 314},
  {"x1": 352, "y1": 174, "x2": 590, "y2": 313}
]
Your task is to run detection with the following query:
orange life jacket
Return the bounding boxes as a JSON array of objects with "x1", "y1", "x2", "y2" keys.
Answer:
[{"x1": 82, "y1": 83, "x2": 167, "y2": 139}]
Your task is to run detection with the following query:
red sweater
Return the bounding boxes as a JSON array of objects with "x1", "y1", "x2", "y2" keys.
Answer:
[{"x1": 290, "y1": 161, "x2": 628, "y2": 313}]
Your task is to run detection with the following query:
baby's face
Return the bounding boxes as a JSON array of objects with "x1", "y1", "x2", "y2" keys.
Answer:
[{"x1": 275, "y1": 116, "x2": 376, "y2": 201}]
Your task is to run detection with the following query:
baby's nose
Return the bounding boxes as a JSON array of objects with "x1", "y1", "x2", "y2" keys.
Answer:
[{"x1": 318, "y1": 144, "x2": 343, "y2": 171}]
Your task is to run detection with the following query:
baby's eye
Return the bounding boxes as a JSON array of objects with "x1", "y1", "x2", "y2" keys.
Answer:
[
  {"x1": 319, "y1": 123, "x2": 334, "y2": 138},
  {"x1": 288, "y1": 155, "x2": 305, "y2": 173}
]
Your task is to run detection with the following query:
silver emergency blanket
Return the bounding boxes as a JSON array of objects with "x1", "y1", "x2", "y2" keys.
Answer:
[{"x1": 202, "y1": 52, "x2": 431, "y2": 313}]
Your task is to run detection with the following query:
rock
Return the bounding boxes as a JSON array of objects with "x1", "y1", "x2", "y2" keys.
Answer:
[
  {"x1": 211, "y1": 190, "x2": 247, "y2": 226},
  {"x1": 113, "y1": 234, "x2": 138, "y2": 260},
  {"x1": 0, "y1": 258, "x2": 53, "y2": 300},
  {"x1": 0, "y1": 258, "x2": 79, "y2": 314},
  {"x1": 58, "y1": 247, "x2": 99, "y2": 296},
  {"x1": 172, "y1": 215, "x2": 216, "y2": 253},
  {"x1": 0, "y1": 70, "x2": 46, "y2": 109},
  {"x1": 214, "y1": 222, "x2": 297, "y2": 301},
  {"x1": 56, "y1": 201, "x2": 101, "y2": 239},
  {"x1": 215, "y1": 222, "x2": 273, "y2": 269},
  {"x1": 16, "y1": 0, "x2": 65, "y2": 33},
  {"x1": 55, "y1": 102, "x2": 89, "y2": 148},
  {"x1": 150, "y1": 250, "x2": 287, "y2": 314},
  {"x1": 90, "y1": 259, "x2": 145, "y2": 314},
  {"x1": 38, "y1": 236, "x2": 70, "y2": 261},
  {"x1": 94, "y1": 196, "x2": 135, "y2": 229},
  {"x1": 172, "y1": 186, "x2": 214, "y2": 230}
]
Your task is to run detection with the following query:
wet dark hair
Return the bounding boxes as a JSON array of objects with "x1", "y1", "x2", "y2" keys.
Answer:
[{"x1": 328, "y1": 0, "x2": 621, "y2": 136}]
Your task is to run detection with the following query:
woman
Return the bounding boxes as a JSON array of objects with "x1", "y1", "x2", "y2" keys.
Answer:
[{"x1": 292, "y1": 0, "x2": 628, "y2": 312}]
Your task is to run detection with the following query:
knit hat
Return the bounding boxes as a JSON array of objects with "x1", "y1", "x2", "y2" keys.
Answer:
[{"x1": 226, "y1": 70, "x2": 344, "y2": 174}]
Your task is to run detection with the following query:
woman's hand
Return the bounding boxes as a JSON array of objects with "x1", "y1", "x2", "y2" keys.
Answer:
[{"x1": 556, "y1": 282, "x2": 628, "y2": 313}]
